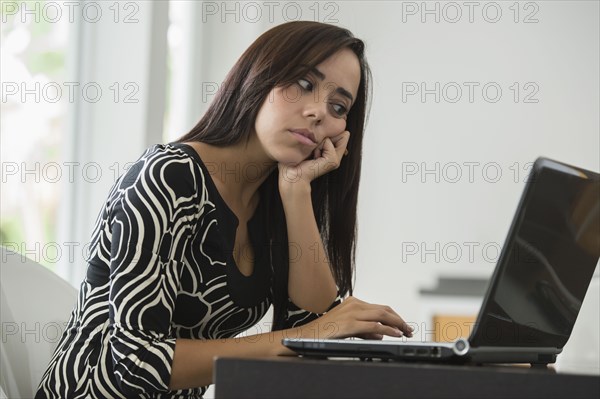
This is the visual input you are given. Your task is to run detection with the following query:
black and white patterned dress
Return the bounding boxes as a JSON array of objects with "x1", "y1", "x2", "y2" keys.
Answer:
[{"x1": 35, "y1": 143, "x2": 337, "y2": 398}]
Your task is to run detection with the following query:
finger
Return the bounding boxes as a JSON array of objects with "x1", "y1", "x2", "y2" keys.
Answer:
[
  {"x1": 368, "y1": 304, "x2": 413, "y2": 336},
  {"x1": 317, "y1": 139, "x2": 339, "y2": 170},
  {"x1": 340, "y1": 297, "x2": 413, "y2": 336},
  {"x1": 356, "y1": 308, "x2": 414, "y2": 337},
  {"x1": 330, "y1": 130, "x2": 350, "y2": 145},
  {"x1": 331, "y1": 131, "x2": 350, "y2": 159},
  {"x1": 313, "y1": 147, "x2": 319, "y2": 160},
  {"x1": 353, "y1": 321, "x2": 404, "y2": 338},
  {"x1": 321, "y1": 137, "x2": 335, "y2": 154},
  {"x1": 405, "y1": 323, "x2": 414, "y2": 337},
  {"x1": 355, "y1": 309, "x2": 405, "y2": 331},
  {"x1": 321, "y1": 137, "x2": 345, "y2": 163},
  {"x1": 357, "y1": 332, "x2": 384, "y2": 340}
]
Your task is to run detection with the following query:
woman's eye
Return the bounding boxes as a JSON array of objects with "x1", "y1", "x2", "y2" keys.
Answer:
[
  {"x1": 297, "y1": 78, "x2": 313, "y2": 91},
  {"x1": 330, "y1": 103, "x2": 348, "y2": 117}
]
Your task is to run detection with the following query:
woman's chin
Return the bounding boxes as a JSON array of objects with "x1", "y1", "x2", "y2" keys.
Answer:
[{"x1": 275, "y1": 151, "x2": 310, "y2": 167}]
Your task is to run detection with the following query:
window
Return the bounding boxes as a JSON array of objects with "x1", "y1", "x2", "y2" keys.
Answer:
[{"x1": 1, "y1": 1, "x2": 71, "y2": 273}]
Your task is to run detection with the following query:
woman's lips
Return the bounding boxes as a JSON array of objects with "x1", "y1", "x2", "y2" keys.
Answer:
[{"x1": 290, "y1": 130, "x2": 316, "y2": 146}]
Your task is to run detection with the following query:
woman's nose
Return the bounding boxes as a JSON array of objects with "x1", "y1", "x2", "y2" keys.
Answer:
[{"x1": 302, "y1": 98, "x2": 327, "y2": 124}]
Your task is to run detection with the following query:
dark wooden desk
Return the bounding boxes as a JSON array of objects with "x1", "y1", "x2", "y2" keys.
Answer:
[{"x1": 214, "y1": 356, "x2": 599, "y2": 398}]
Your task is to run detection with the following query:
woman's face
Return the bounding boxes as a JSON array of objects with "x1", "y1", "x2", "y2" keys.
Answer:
[{"x1": 254, "y1": 48, "x2": 361, "y2": 165}]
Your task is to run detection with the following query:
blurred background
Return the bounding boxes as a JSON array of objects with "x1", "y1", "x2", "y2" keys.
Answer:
[{"x1": 1, "y1": 0, "x2": 599, "y2": 390}]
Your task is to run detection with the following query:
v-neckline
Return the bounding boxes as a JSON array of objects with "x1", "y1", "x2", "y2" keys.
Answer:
[
  {"x1": 169, "y1": 143, "x2": 264, "y2": 279},
  {"x1": 171, "y1": 143, "x2": 260, "y2": 229}
]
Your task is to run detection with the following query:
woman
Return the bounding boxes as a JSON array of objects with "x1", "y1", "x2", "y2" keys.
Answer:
[{"x1": 36, "y1": 21, "x2": 413, "y2": 398}]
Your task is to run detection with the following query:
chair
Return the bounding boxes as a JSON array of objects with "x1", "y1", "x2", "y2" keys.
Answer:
[{"x1": 0, "y1": 247, "x2": 77, "y2": 398}]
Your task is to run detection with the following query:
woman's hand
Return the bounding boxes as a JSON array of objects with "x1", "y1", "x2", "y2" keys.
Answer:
[
  {"x1": 278, "y1": 130, "x2": 351, "y2": 193},
  {"x1": 298, "y1": 296, "x2": 414, "y2": 341}
]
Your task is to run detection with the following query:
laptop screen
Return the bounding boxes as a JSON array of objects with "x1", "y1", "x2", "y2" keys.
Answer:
[{"x1": 470, "y1": 159, "x2": 600, "y2": 349}]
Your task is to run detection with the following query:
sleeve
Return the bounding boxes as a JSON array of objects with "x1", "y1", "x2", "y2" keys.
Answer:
[
  {"x1": 107, "y1": 151, "x2": 202, "y2": 395},
  {"x1": 282, "y1": 293, "x2": 342, "y2": 329}
]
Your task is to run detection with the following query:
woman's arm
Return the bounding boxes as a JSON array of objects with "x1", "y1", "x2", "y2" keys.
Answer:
[
  {"x1": 276, "y1": 132, "x2": 352, "y2": 313},
  {"x1": 169, "y1": 296, "x2": 413, "y2": 390},
  {"x1": 169, "y1": 327, "x2": 297, "y2": 389},
  {"x1": 279, "y1": 180, "x2": 338, "y2": 313}
]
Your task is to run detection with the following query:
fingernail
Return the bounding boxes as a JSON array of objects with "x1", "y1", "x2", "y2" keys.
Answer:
[{"x1": 394, "y1": 328, "x2": 403, "y2": 337}]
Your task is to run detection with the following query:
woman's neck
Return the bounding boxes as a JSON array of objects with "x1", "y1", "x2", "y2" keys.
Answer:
[{"x1": 184, "y1": 135, "x2": 276, "y2": 210}]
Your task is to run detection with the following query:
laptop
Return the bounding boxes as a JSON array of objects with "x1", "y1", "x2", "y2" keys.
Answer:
[{"x1": 283, "y1": 157, "x2": 600, "y2": 366}]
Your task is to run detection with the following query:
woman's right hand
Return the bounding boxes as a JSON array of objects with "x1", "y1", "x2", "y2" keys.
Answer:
[{"x1": 299, "y1": 296, "x2": 414, "y2": 341}]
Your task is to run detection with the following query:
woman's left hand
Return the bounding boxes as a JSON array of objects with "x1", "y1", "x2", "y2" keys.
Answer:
[{"x1": 278, "y1": 130, "x2": 350, "y2": 191}]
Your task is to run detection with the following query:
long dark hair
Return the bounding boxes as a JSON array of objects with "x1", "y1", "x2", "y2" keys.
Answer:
[{"x1": 175, "y1": 21, "x2": 371, "y2": 330}]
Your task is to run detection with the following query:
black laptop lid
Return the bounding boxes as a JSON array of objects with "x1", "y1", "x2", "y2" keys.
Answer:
[{"x1": 470, "y1": 158, "x2": 599, "y2": 349}]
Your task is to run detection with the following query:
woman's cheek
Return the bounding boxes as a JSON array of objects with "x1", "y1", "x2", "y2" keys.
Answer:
[
  {"x1": 342, "y1": 118, "x2": 348, "y2": 130},
  {"x1": 324, "y1": 119, "x2": 345, "y2": 138},
  {"x1": 282, "y1": 85, "x2": 302, "y2": 103}
]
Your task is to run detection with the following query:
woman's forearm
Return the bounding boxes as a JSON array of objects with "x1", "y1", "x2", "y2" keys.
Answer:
[
  {"x1": 169, "y1": 296, "x2": 415, "y2": 391},
  {"x1": 169, "y1": 327, "x2": 305, "y2": 390},
  {"x1": 279, "y1": 182, "x2": 338, "y2": 313}
]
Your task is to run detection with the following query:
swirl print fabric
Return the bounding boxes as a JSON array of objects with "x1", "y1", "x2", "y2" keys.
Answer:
[{"x1": 35, "y1": 144, "x2": 336, "y2": 398}]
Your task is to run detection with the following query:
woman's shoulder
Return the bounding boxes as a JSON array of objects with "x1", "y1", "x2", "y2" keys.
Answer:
[
  {"x1": 139, "y1": 142, "x2": 200, "y2": 165},
  {"x1": 116, "y1": 143, "x2": 209, "y2": 198}
]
